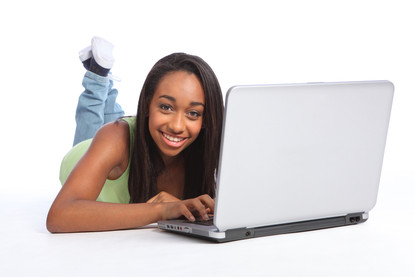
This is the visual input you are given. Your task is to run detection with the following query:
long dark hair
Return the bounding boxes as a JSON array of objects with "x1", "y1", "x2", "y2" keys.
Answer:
[{"x1": 128, "y1": 53, "x2": 224, "y2": 203}]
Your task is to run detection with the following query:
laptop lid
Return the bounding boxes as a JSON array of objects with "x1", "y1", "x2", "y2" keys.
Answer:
[{"x1": 213, "y1": 80, "x2": 394, "y2": 232}]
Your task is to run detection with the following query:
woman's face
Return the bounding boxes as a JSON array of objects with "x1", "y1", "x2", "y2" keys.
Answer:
[{"x1": 148, "y1": 71, "x2": 205, "y2": 161}]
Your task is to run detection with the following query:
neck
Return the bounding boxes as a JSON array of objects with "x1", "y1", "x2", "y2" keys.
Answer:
[
  {"x1": 157, "y1": 153, "x2": 185, "y2": 198},
  {"x1": 162, "y1": 153, "x2": 184, "y2": 168}
]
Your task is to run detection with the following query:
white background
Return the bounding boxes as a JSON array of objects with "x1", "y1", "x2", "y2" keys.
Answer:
[{"x1": 0, "y1": 0, "x2": 414, "y2": 276}]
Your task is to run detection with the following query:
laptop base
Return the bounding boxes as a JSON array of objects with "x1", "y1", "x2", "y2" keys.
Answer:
[{"x1": 159, "y1": 212, "x2": 368, "y2": 243}]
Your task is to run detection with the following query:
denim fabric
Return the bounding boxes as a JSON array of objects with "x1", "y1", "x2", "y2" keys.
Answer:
[{"x1": 73, "y1": 71, "x2": 124, "y2": 146}]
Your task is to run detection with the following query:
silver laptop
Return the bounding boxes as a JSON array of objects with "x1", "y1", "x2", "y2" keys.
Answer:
[{"x1": 158, "y1": 80, "x2": 394, "y2": 242}]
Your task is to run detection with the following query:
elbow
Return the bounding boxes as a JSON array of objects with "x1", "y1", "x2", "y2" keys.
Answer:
[
  {"x1": 46, "y1": 222, "x2": 59, "y2": 234},
  {"x1": 46, "y1": 219, "x2": 60, "y2": 234},
  {"x1": 46, "y1": 212, "x2": 59, "y2": 233},
  {"x1": 46, "y1": 206, "x2": 65, "y2": 233}
]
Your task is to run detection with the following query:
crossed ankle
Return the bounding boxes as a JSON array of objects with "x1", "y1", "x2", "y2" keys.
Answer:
[
  {"x1": 79, "y1": 36, "x2": 115, "y2": 77},
  {"x1": 89, "y1": 57, "x2": 111, "y2": 77}
]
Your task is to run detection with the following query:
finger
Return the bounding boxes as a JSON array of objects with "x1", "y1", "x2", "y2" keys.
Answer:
[
  {"x1": 179, "y1": 204, "x2": 195, "y2": 222},
  {"x1": 189, "y1": 199, "x2": 210, "y2": 221},
  {"x1": 197, "y1": 194, "x2": 215, "y2": 213}
]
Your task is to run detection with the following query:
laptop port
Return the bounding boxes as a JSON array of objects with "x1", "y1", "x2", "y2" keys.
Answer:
[{"x1": 349, "y1": 216, "x2": 361, "y2": 223}]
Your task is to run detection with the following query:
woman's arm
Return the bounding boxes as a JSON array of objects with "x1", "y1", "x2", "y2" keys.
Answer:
[{"x1": 46, "y1": 122, "x2": 214, "y2": 233}]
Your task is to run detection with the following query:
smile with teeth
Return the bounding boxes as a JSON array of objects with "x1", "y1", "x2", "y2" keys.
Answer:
[{"x1": 163, "y1": 132, "x2": 185, "y2": 142}]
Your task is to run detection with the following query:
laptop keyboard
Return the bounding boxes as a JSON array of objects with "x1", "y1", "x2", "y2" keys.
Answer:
[{"x1": 191, "y1": 215, "x2": 214, "y2": 226}]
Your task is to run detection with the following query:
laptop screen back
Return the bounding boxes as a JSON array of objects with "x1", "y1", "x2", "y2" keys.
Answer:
[{"x1": 214, "y1": 81, "x2": 394, "y2": 231}]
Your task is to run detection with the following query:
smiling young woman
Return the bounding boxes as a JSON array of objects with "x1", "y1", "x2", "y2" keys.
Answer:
[
  {"x1": 46, "y1": 37, "x2": 224, "y2": 233},
  {"x1": 148, "y1": 71, "x2": 205, "y2": 159}
]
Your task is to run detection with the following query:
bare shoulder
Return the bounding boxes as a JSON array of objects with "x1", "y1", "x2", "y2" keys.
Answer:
[
  {"x1": 95, "y1": 119, "x2": 130, "y2": 142},
  {"x1": 87, "y1": 120, "x2": 130, "y2": 171}
]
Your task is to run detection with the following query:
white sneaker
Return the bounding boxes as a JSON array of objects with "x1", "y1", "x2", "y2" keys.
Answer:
[
  {"x1": 78, "y1": 46, "x2": 92, "y2": 62},
  {"x1": 91, "y1": 36, "x2": 114, "y2": 69}
]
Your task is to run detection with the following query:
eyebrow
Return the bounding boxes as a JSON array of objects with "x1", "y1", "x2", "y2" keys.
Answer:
[{"x1": 159, "y1": 95, "x2": 205, "y2": 107}]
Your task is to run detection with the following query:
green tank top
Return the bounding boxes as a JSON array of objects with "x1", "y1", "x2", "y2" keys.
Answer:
[{"x1": 59, "y1": 117, "x2": 136, "y2": 203}]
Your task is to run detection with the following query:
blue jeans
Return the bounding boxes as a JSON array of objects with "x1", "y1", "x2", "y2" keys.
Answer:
[{"x1": 73, "y1": 71, "x2": 125, "y2": 146}]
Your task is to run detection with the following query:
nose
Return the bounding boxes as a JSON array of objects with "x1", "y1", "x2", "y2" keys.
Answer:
[{"x1": 167, "y1": 112, "x2": 185, "y2": 134}]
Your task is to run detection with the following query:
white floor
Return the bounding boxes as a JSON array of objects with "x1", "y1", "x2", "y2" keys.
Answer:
[{"x1": 1, "y1": 173, "x2": 414, "y2": 276}]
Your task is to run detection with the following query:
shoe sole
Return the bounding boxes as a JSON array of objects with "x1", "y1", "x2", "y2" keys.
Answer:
[{"x1": 91, "y1": 36, "x2": 114, "y2": 69}]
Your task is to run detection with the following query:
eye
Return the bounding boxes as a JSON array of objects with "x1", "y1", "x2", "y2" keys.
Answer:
[
  {"x1": 159, "y1": 104, "x2": 172, "y2": 112},
  {"x1": 187, "y1": 110, "x2": 202, "y2": 120}
]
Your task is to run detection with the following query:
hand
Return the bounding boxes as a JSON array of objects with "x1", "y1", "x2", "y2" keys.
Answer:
[
  {"x1": 146, "y1": 191, "x2": 180, "y2": 204},
  {"x1": 161, "y1": 194, "x2": 215, "y2": 222}
]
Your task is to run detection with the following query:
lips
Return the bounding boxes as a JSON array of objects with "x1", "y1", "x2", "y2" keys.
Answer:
[{"x1": 161, "y1": 131, "x2": 187, "y2": 148}]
